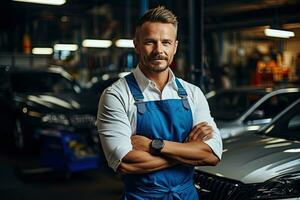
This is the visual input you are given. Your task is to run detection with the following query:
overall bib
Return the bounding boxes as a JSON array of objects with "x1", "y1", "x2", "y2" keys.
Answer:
[{"x1": 122, "y1": 73, "x2": 198, "y2": 200}]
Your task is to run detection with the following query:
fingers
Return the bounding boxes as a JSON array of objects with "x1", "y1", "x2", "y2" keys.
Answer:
[
  {"x1": 131, "y1": 135, "x2": 144, "y2": 147},
  {"x1": 131, "y1": 135, "x2": 151, "y2": 152},
  {"x1": 187, "y1": 122, "x2": 207, "y2": 141},
  {"x1": 194, "y1": 128, "x2": 213, "y2": 141},
  {"x1": 185, "y1": 122, "x2": 213, "y2": 142}
]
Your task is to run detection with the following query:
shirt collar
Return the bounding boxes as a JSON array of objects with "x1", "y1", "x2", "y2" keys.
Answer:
[{"x1": 132, "y1": 65, "x2": 178, "y2": 92}]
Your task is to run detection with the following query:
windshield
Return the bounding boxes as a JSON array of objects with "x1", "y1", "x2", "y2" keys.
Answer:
[
  {"x1": 11, "y1": 71, "x2": 79, "y2": 94},
  {"x1": 207, "y1": 90, "x2": 266, "y2": 120},
  {"x1": 262, "y1": 99, "x2": 300, "y2": 140}
]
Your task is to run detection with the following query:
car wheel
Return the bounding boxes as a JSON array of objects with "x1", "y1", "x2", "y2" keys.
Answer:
[{"x1": 13, "y1": 119, "x2": 25, "y2": 150}]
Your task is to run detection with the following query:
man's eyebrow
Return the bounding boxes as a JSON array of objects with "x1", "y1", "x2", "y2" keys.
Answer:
[
  {"x1": 144, "y1": 38, "x2": 155, "y2": 41},
  {"x1": 162, "y1": 39, "x2": 173, "y2": 42},
  {"x1": 142, "y1": 38, "x2": 156, "y2": 43}
]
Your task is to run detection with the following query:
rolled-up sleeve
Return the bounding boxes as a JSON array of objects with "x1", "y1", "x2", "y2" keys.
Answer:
[
  {"x1": 192, "y1": 88, "x2": 223, "y2": 160},
  {"x1": 96, "y1": 87, "x2": 132, "y2": 171}
]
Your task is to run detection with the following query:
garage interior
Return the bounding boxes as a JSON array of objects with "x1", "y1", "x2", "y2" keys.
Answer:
[{"x1": 1, "y1": 0, "x2": 300, "y2": 200}]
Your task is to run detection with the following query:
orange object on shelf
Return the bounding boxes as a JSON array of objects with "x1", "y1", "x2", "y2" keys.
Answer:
[{"x1": 22, "y1": 33, "x2": 31, "y2": 55}]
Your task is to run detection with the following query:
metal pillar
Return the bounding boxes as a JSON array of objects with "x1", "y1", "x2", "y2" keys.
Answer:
[
  {"x1": 140, "y1": 0, "x2": 149, "y2": 16},
  {"x1": 189, "y1": 0, "x2": 205, "y2": 91},
  {"x1": 125, "y1": 0, "x2": 131, "y2": 37},
  {"x1": 188, "y1": 0, "x2": 195, "y2": 83}
]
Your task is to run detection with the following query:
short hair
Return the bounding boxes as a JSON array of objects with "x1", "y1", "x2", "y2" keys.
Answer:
[{"x1": 135, "y1": 6, "x2": 178, "y2": 39}]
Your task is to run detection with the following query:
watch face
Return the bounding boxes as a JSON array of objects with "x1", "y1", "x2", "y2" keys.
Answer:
[{"x1": 152, "y1": 139, "x2": 164, "y2": 151}]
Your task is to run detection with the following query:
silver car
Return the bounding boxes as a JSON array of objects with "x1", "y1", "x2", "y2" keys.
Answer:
[
  {"x1": 206, "y1": 86, "x2": 300, "y2": 139},
  {"x1": 194, "y1": 98, "x2": 300, "y2": 200}
]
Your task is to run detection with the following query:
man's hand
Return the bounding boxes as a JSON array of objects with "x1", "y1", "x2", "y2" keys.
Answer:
[
  {"x1": 185, "y1": 122, "x2": 213, "y2": 143},
  {"x1": 131, "y1": 135, "x2": 152, "y2": 153}
]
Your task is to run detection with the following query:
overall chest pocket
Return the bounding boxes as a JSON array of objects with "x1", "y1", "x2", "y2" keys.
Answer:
[{"x1": 136, "y1": 100, "x2": 193, "y2": 142}]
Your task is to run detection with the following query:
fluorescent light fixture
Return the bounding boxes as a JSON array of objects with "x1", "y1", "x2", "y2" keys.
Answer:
[
  {"x1": 82, "y1": 39, "x2": 112, "y2": 48},
  {"x1": 32, "y1": 47, "x2": 53, "y2": 55},
  {"x1": 54, "y1": 44, "x2": 78, "y2": 51},
  {"x1": 264, "y1": 28, "x2": 295, "y2": 38},
  {"x1": 115, "y1": 39, "x2": 134, "y2": 48},
  {"x1": 13, "y1": 0, "x2": 66, "y2": 5}
]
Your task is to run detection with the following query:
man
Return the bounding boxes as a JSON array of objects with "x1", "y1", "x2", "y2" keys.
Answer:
[{"x1": 96, "y1": 6, "x2": 222, "y2": 200}]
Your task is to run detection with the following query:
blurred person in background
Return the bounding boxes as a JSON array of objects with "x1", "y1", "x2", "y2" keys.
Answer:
[
  {"x1": 96, "y1": 6, "x2": 222, "y2": 200},
  {"x1": 247, "y1": 48, "x2": 262, "y2": 86}
]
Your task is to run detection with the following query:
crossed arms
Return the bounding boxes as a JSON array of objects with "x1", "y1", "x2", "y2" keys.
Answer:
[{"x1": 117, "y1": 122, "x2": 220, "y2": 174}]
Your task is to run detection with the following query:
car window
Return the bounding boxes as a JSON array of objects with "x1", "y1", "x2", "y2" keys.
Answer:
[
  {"x1": 251, "y1": 93, "x2": 300, "y2": 120},
  {"x1": 288, "y1": 114, "x2": 300, "y2": 131},
  {"x1": 208, "y1": 91, "x2": 265, "y2": 120},
  {"x1": 11, "y1": 72, "x2": 77, "y2": 94},
  {"x1": 264, "y1": 100, "x2": 300, "y2": 140},
  {"x1": 281, "y1": 110, "x2": 300, "y2": 139}
]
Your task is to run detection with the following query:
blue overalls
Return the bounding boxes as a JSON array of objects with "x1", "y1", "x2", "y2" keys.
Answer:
[{"x1": 122, "y1": 73, "x2": 198, "y2": 200}]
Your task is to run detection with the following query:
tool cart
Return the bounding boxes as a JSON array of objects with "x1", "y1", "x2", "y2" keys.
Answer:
[{"x1": 39, "y1": 129, "x2": 100, "y2": 177}]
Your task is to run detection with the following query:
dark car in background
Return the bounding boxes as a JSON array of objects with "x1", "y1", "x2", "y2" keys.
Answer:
[
  {"x1": 84, "y1": 71, "x2": 130, "y2": 101},
  {"x1": 0, "y1": 65, "x2": 99, "y2": 152},
  {"x1": 194, "y1": 98, "x2": 300, "y2": 200},
  {"x1": 206, "y1": 86, "x2": 300, "y2": 139}
]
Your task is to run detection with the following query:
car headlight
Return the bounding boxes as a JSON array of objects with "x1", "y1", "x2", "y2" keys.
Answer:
[
  {"x1": 251, "y1": 172, "x2": 300, "y2": 199},
  {"x1": 42, "y1": 114, "x2": 70, "y2": 126}
]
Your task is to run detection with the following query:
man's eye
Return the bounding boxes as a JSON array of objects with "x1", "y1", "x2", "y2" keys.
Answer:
[
  {"x1": 162, "y1": 41, "x2": 171, "y2": 45},
  {"x1": 145, "y1": 41, "x2": 154, "y2": 45}
]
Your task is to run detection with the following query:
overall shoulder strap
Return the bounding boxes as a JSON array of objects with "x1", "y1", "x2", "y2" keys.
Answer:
[
  {"x1": 125, "y1": 73, "x2": 147, "y2": 114},
  {"x1": 175, "y1": 78, "x2": 190, "y2": 110}
]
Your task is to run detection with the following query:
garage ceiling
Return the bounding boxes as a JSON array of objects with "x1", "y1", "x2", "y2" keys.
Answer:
[{"x1": 1, "y1": 0, "x2": 300, "y2": 51}]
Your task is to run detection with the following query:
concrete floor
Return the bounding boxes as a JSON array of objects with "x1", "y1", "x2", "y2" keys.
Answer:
[{"x1": 0, "y1": 141, "x2": 123, "y2": 200}]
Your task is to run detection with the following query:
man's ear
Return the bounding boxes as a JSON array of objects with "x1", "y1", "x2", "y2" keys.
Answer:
[
  {"x1": 133, "y1": 39, "x2": 140, "y2": 54},
  {"x1": 174, "y1": 40, "x2": 178, "y2": 55}
]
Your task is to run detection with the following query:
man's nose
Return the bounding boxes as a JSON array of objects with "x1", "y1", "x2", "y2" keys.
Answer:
[{"x1": 154, "y1": 42, "x2": 163, "y2": 54}]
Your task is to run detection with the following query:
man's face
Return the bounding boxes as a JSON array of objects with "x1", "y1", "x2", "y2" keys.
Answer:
[{"x1": 134, "y1": 22, "x2": 178, "y2": 73}]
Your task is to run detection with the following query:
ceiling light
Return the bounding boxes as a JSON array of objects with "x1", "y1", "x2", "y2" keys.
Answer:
[
  {"x1": 115, "y1": 39, "x2": 134, "y2": 48},
  {"x1": 32, "y1": 47, "x2": 53, "y2": 55},
  {"x1": 264, "y1": 28, "x2": 295, "y2": 38},
  {"x1": 54, "y1": 44, "x2": 78, "y2": 51},
  {"x1": 13, "y1": 0, "x2": 66, "y2": 5},
  {"x1": 82, "y1": 39, "x2": 112, "y2": 48}
]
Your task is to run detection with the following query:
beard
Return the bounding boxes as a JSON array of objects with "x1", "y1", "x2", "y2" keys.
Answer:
[{"x1": 141, "y1": 54, "x2": 171, "y2": 73}]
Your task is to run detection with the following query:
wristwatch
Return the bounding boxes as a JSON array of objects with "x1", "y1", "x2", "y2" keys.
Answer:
[{"x1": 151, "y1": 139, "x2": 165, "y2": 154}]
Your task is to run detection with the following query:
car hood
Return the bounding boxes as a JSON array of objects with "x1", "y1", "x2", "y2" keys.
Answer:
[
  {"x1": 15, "y1": 92, "x2": 97, "y2": 114},
  {"x1": 195, "y1": 132, "x2": 300, "y2": 184}
]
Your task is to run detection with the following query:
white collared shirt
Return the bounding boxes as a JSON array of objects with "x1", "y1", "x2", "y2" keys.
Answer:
[{"x1": 96, "y1": 67, "x2": 223, "y2": 171}]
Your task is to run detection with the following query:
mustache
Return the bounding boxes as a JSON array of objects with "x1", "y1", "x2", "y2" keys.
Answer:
[{"x1": 149, "y1": 54, "x2": 168, "y2": 61}]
